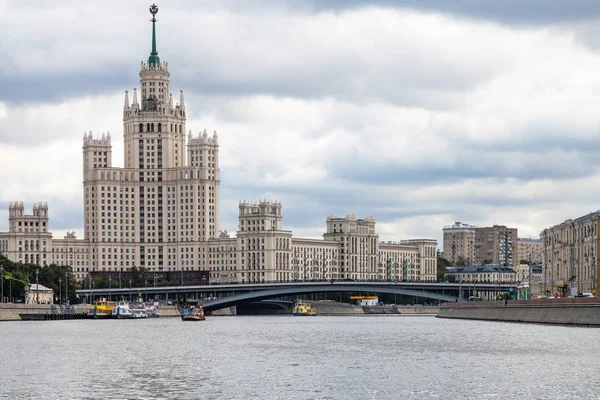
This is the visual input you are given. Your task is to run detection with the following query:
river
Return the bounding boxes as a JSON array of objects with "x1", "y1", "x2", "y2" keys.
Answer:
[{"x1": 1, "y1": 316, "x2": 599, "y2": 399}]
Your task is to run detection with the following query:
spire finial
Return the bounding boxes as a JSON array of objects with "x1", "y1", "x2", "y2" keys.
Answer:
[
  {"x1": 148, "y1": 4, "x2": 160, "y2": 67},
  {"x1": 150, "y1": 4, "x2": 158, "y2": 22}
]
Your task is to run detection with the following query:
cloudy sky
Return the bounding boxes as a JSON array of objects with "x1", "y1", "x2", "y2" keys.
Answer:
[{"x1": 2, "y1": 0, "x2": 600, "y2": 244}]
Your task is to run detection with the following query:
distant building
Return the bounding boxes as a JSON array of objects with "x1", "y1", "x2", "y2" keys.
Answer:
[
  {"x1": 26, "y1": 284, "x2": 54, "y2": 304},
  {"x1": 541, "y1": 212, "x2": 600, "y2": 296},
  {"x1": 517, "y1": 238, "x2": 543, "y2": 264},
  {"x1": 443, "y1": 222, "x2": 518, "y2": 266},
  {"x1": 444, "y1": 265, "x2": 516, "y2": 284},
  {"x1": 474, "y1": 225, "x2": 518, "y2": 266},
  {"x1": 443, "y1": 222, "x2": 476, "y2": 265},
  {"x1": 513, "y1": 263, "x2": 543, "y2": 296}
]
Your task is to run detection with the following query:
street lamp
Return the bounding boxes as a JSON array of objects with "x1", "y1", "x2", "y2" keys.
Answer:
[
  {"x1": 109, "y1": 274, "x2": 112, "y2": 301},
  {"x1": 1, "y1": 266, "x2": 4, "y2": 303},
  {"x1": 35, "y1": 269, "x2": 39, "y2": 304},
  {"x1": 59, "y1": 278, "x2": 62, "y2": 305},
  {"x1": 129, "y1": 279, "x2": 132, "y2": 302},
  {"x1": 65, "y1": 272, "x2": 68, "y2": 305}
]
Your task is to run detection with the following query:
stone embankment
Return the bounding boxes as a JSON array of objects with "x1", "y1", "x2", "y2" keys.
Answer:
[
  {"x1": 308, "y1": 300, "x2": 364, "y2": 315},
  {"x1": 437, "y1": 297, "x2": 600, "y2": 326},
  {"x1": 0, "y1": 303, "x2": 183, "y2": 321},
  {"x1": 307, "y1": 301, "x2": 438, "y2": 315},
  {"x1": 157, "y1": 305, "x2": 181, "y2": 317},
  {"x1": 0, "y1": 303, "x2": 56, "y2": 321}
]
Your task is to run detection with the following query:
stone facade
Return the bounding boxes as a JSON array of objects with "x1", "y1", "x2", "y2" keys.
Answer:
[
  {"x1": 443, "y1": 222, "x2": 476, "y2": 265},
  {"x1": 474, "y1": 225, "x2": 517, "y2": 266},
  {"x1": 517, "y1": 238, "x2": 543, "y2": 264},
  {"x1": 444, "y1": 265, "x2": 516, "y2": 284},
  {"x1": 541, "y1": 212, "x2": 600, "y2": 295},
  {"x1": 0, "y1": 8, "x2": 437, "y2": 284},
  {"x1": 443, "y1": 222, "x2": 518, "y2": 266}
]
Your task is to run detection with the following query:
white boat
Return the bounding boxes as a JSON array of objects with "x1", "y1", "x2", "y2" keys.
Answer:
[
  {"x1": 130, "y1": 301, "x2": 149, "y2": 318},
  {"x1": 131, "y1": 309, "x2": 149, "y2": 318},
  {"x1": 112, "y1": 301, "x2": 134, "y2": 319}
]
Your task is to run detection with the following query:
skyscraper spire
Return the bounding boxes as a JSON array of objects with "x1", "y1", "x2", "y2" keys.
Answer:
[
  {"x1": 124, "y1": 90, "x2": 129, "y2": 109},
  {"x1": 148, "y1": 4, "x2": 160, "y2": 67},
  {"x1": 180, "y1": 89, "x2": 185, "y2": 110}
]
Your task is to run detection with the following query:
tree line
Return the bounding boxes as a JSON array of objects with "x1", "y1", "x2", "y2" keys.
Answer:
[{"x1": 0, "y1": 254, "x2": 76, "y2": 303}]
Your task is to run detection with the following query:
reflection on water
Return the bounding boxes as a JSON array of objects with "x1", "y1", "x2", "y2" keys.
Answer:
[{"x1": 2, "y1": 316, "x2": 600, "y2": 399}]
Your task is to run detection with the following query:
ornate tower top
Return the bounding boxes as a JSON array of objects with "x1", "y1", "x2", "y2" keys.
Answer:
[{"x1": 148, "y1": 4, "x2": 160, "y2": 67}]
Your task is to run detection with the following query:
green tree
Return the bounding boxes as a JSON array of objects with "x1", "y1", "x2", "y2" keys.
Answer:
[
  {"x1": 455, "y1": 256, "x2": 468, "y2": 266},
  {"x1": 0, "y1": 255, "x2": 77, "y2": 303},
  {"x1": 437, "y1": 250, "x2": 451, "y2": 281},
  {"x1": 130, "y1": 266, "x2": 149, "y2": 287}
]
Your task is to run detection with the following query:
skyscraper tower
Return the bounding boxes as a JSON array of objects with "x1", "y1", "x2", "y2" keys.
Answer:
[{"x1": 82, "y1": 4, "x2": 220, "y2": 274}]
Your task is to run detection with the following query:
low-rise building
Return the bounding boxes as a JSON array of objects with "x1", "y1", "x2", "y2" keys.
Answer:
[
  {"x1": 444, "y1": 265, "x2": 516, "y2": 284},
  {"x1": 26, "y1": 284, "x2": 54, "y2": 304}
]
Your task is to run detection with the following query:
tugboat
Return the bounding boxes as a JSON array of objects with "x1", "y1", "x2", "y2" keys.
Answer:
[
  {"x1": 292, "y1": 301, "x2": 317, "y2": 316},
  {"x1": 182, "y1": 306, "x2": 205, "y2": 321}
]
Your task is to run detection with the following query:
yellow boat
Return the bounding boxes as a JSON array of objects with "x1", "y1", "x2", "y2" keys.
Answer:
[
  {"x1": 87, "y1": 299, "x2": 116, "y2": 318},
  {"x1": 292, "y1": 301, "x2": 317, "y2": 316}
]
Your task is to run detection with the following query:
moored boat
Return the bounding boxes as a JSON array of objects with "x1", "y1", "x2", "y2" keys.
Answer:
[
  {"x1": 182, "y1": 306, "x2": 205, "y2": 321},
  {"x1": 112, "y1": 301, "x2": 134, "y2": 319},
  {"x1": 292, "y1": 301, "x2": 317, "y2": 316},
  {"x1": 131, "y1": 309, "x2": 149, "y2": 318},
  {"x1": 130, "y1": 301, "x2": 149, "y2": 318},
  {"x1": 145, "y1": 302, "x2": 160, "y2": 318},
  {"x1": 87, "y1": 299, "x2": 116, "y2": 318}
]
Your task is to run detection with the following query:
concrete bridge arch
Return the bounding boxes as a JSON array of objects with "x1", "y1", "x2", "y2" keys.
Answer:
[{"x1": 203, "y1": 284, "x2": 457, "y2": 311}]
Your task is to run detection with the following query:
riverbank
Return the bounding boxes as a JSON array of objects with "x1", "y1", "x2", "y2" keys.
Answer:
[
  {"x1": 0, "y1": 303, "x2": 182, "y2": 321},
  {"x1": 308, "y1": 300, "x2": 438, "y2": 315},
  {"x1": 437, "y1": 297, "x2": 600, "y2": 326}
]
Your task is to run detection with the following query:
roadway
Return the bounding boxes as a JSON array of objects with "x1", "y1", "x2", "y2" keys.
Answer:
[{"x1": 75, "y1": 281, "x2": 516, "y2": 310}]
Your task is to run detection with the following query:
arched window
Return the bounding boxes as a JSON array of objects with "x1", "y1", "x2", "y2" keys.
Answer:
[
  {"x1": 158, "y1": 123, "x2": 162, "y2": 132},
  {"x1": 170, "y1": 123, "x2": 173, "y2": 132},
  {"x1": 147, "y1": 123, "x2": 150, "y2": 132},
  {"x1": 139, "y1": 123, "x2": 143, "y2": 133},
  {"x1": 151, "y1": 123, "x2": 154, "y2": 132},
  {"x1": 179, "y1": 124, "x2": 182, "y2": 133}
]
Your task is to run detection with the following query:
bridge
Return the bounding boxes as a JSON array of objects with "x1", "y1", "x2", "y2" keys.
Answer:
[{"x1": 75, "y1": 281, "x2": 516, "y2": 311}]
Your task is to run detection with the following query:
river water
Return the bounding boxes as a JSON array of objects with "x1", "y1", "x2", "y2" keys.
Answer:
[{"x1": 1, "y1": 316, "x2": 599, "y2": 399}]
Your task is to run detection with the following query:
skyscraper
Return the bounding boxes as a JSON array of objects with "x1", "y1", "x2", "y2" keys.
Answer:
[{"x1": 0, "y1": 5, "x2": 437, "y2": 284}]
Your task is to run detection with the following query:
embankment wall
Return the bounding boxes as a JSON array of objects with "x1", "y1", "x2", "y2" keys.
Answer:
[
  {"x1": 307, "y1": 301, "x2": 364, "y2": 315},
  {"x1": 437, "y1": 298, "x2": 600, "y2": 325},
  {"x1": 0, "y1": 304, "x2": 55, "y2": 321}
]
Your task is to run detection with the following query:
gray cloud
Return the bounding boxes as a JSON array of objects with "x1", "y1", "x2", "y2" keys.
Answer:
[
  {"x1": 295, "y1": 0, "x2": 600, "y2": 24},
  {"x1": 3, "y1": 1, "x2": 600, "y2": 246}
]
